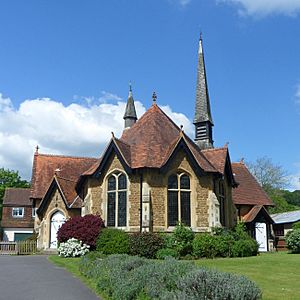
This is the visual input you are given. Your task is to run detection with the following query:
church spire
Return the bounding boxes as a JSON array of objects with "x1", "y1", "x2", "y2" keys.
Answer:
[
  {"x1": 123, "y1": 83, "x2": 137, "y2": 129},
  {"x1": 193, "y1": 33, "x2": 214, "y2": 149}
]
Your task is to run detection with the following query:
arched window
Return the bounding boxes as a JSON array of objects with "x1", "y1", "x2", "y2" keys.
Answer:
[
  {"x1": 107, "y1": 172, "x2": 127, "y2": 227},
  {"x1": 219, "y1": 181, "x2": 226, "y2": 226},
  {"x1": 168, "y1": 173, "x2": 191, "y2": 226}
]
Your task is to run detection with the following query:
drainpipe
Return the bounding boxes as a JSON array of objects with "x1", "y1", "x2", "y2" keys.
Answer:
[{"x1": 139, "y1": 172, "x2": 143, "y2": 233}]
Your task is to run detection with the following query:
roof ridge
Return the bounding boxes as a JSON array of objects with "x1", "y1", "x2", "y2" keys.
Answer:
[
  {"x1": 36, "y1": 153, "x2": 98, "y2": 160},
  {"x1": 202, "y1": 146, "x2": 227, "y2": 152}
]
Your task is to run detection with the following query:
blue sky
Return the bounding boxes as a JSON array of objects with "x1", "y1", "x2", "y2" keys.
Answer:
[{"x1": 1, "y1": 0, "x2": 300, "y2": 189}]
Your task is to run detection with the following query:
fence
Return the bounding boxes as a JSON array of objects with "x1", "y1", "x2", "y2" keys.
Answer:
[{"x1": 0, "y1": 240, "x2": 37, "y2": 255}]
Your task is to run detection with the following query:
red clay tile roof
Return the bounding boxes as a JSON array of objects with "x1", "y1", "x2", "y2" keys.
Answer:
[
  {"x1": 202, "y1": 147, "x2": 228, "y2": 174},
  {"x1": 30, "y1": 153, "x2": 97, "y2": 200},
  {"x1": 2, "y1": 188, "x2": 31, "y2": 206},
  {"x1": 120, "y1": 103, "x2": 216, "y2": 171},
  {"x1": 232, "y1": 162, "x2": 274, "y2": 206},
  {"x1": 56, "y1": 176, "x2": 82, "y2": 208},
  {"x1": 242, "y1": 205, "x2": 274, "y2": 223}
]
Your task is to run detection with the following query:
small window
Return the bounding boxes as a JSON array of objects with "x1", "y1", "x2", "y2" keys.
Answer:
[
  {"x1": 12, "y1": 207, "x2": 24, "y2": 218},
  {"x1": 32, "y1": 208, "x2": 37, "y2": 218}
]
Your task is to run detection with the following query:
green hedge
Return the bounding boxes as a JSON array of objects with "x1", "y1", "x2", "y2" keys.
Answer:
[{"x1": 96, "y1": 228, "x2": 129, "y2": 255}]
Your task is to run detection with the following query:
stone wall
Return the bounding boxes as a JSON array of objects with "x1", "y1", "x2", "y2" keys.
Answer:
[{"x1": 36, "y1": 188, "x2": 80, "y2": 249}]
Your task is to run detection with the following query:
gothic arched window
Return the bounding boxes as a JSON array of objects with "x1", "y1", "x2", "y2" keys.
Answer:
[
  {"x1": 167, "y1": 173, "x2": 191, "y2": 227},
  {"x1": 107, "y1": 172, "x2": 127, "y2": 227}
]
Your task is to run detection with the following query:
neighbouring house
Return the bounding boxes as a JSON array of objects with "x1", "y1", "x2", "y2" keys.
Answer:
[
  {"x1": 231, "y1": 162, "x2": 274, "y2": 251},
  {"x1": 10, "y1": 36, "x2": 271, "y2": 251},
  {"x1": 272, "y1": 210, "x2": 300, "y2": 251},
  {"x1": 1, "y1": 188, "x2": 34, "y2": 241}
]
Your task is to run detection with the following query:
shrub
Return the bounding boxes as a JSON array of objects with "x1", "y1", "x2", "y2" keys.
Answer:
[
  {"x1": 57, "y1": 214, "x2": 105, "y2": 249},
  {"x1": 232, "y1": 239, "x2": 259, "y2": 257},
  {"x1": 79, "y1": 254, "x2": 261, "y2": 300},
  {"x1": 286, "y1": 228, "x2": 300, "y2": 253},
  {"x1": 96, "y1": 228, "x2": 129, "y2": 254},
  {"x1": 168, "y1": 268, "x2": 262, "y2": 300},
  {"x1": 58, "y1": 238, "x2": 90, "y2": 257},
  {"x1": 156, "y1": 248, "x2": 179, "y2": 259},
  {"x1": 292, "y1": 222, "x2": 300, "y2": 230},
  {"x1": 129, "y1": 232, "x2": 164, "y2": 258},
  {"x1": 165, "y1": 223, "x2": 195, "y2": 256},
  {"x1": 192, "y1": 233, "x2": 219, "y2": 258}
]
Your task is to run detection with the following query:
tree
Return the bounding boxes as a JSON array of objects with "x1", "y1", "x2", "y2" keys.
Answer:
[
  {"x1": 247, "y1": 157, "x2": 287, "y2": 193},
  {"x1": 0, "y1": 168, "x2": 30, "y2": 221}
]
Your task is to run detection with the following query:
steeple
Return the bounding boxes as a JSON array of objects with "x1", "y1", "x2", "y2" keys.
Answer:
[
  {"x1": 193, "y1": 33, "x2": 214, "y2": 149},
  {"x1": 123, "y1": 83, "x2": 137, "y2": 129}
]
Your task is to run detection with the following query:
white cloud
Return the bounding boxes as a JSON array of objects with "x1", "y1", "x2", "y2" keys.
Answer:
[
  {"x1": 168, "y1": 0, "x2": 191, "y2": 7},
  {"x1": 219, "y1": 0, "x2": 300, "y2": 17},
  {"x1": 0, "y1": 93, "x2": 194, "y2": 180},
  {"x1": 295, "y1": 84, "x2": 300, "y2": 104}
]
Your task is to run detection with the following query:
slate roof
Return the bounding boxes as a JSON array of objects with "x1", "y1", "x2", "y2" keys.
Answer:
[
  {"x1": 30, "y1": 153, "x2": 98, "y2": 200},
  {"x1": 3, "y1": 188, "x2": 31, "y2": 206},
  {"x1": 271, "y1": 210, "x2": 300, "y2": 224},
  {"x1": 232, "y1": 162, "x2": 274, "y2": 206}
]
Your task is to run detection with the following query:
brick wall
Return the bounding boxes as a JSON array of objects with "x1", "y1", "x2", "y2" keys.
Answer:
[{"x1": 1, "y1": 205, "x2": 34, "y2": 228}]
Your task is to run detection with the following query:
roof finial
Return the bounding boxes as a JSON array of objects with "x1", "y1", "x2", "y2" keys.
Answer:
[
  {"x1": 152, "y1": 92, "x2": 157, "y2": 104},
  {"x1": 35, "y1": 145, "x2": 39, "y2": 154},
  {"x1": 200, "y1": 31, "x2": 203, "y2": 41},
  {"x1": 240, "y1": 157, "x2": 245, "y2": 164},
  {"x1": 111, "y1": 131, "x2": 115, "y2": 138},
  {"x1": 224, "y1": 142, "x2": 229, "y2": 147},
  {"x1": 129, "y1": 81, "x2": 132, "y2": 93}
]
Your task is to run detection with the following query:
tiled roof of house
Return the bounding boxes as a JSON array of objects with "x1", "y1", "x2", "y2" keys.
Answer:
[
  {"x1": 3, "y1": 188, "x2": 31, "y2": 206},
  {"x1": 232, "y1": 162, "x2": 274, "y2": 206},
  {"x1": 120, "y1": 103, "x2": 216, "y2": 171},
  {"x1": 30, "y1": 153, "x2": 97, "y2": 199}
]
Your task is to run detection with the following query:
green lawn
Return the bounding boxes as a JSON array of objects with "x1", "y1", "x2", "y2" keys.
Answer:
[
  {"x1": 195, "y1": 252, "x2": 300, "y2": 300},
  {"x1": 49, "y1": 252, "x2": 300, "y2": 300}
]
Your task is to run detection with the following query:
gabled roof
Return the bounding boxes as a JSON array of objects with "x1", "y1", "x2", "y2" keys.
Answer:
[
  {"x1": 120, "y1": 103, "x2": 216, "y2": 171},
  {"x1": 232, "y1": 162, "x2": 274, "y2": 206},
  {"x1": 30, "y1": 152, "x2": 97, "y2": 200},
  {"x1": 37, "y1": 175, "x2": 82, "y2": 214},
  {"x1": 242, "y1": 205, "x2": 274, "y2": 224},
  {"x1": 202, "y1": 147, "x2": 227, "y2": 174},
  {"x1": 75, "y1": 103, "x2": 221, "y2": 192},
  {"x1": 202, "y1": 147, "x2": 237, "y2": 187},
  {"x1": 3, "y1": 188, "x2": 31, "y2": 206},
  {"x1": 271, "y1": 210, "x2": 300, "y2": 224}
]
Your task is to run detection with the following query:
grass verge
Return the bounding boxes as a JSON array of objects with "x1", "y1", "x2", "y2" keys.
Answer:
[
  {"x1": 195, "y1": 251, "x2": 300, "y2": 300},
  {"x1": 48, "y1": 255, "x2": 107, "y2": 299}
]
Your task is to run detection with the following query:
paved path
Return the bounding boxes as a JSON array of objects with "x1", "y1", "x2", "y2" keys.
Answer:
[{"x1": 0, "y1": 255, "x2": 100, "y2": 300}]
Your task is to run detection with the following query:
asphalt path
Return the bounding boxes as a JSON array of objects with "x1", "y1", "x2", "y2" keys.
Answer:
[{"x1": 0, "y1": 255, "x2": 100, "y2": 300}]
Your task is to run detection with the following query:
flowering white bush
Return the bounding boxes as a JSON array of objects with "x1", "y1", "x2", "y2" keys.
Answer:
[{"x1": 58, "y1": 238, "x2": 90, "y2": 257}]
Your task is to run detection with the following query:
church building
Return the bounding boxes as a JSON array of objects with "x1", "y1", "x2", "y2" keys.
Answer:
[{"x1": 28, "y1": 36, "x2": 273, "y2": 250}]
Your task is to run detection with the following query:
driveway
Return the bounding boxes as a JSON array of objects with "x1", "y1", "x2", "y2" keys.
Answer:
[{"x1": 0, "y1": 255, "x2": 100, "y2": 300}]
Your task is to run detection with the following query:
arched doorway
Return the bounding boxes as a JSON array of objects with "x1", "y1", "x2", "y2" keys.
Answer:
[{"x1": 50, "y1": 211, "x2": 65, "y2": 249}]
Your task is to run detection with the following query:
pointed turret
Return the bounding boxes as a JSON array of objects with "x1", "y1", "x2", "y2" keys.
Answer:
[
  {"x1": 123, "y1": 84, "x2": 137, "y2": 129},
  {"x1": 193, "y1": 34, "x2": 214, "y2": 149}
]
